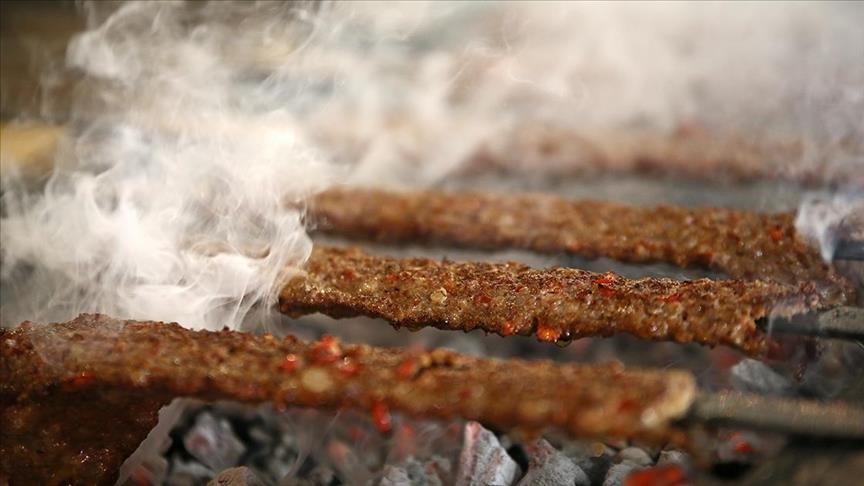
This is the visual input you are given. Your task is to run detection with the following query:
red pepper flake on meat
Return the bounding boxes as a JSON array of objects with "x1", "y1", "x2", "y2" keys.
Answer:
[
  {"x1": 500, "y1": 320, "x2": 517, "y2": 336},
  {"x1": 592, "y1": 273, "x2": 617, "y2": 286},
  {"x1": 309, "y1": 335, "x2": 341, "y2": 365},
  {"x1": 473, "y1": 293, "x2": 492, "y2": 305},
  {"x1": 617, "y1": 397, "x2": 639, "y2": 413},
  {"x1": 536, "y1": 323, "x2": 559, "y2": 342},
  {"x1": 624, "y1": 464, "x2": 690, "y2": 486},
  {"x1": 63, "y1": 371, "x2": 93, "y2": 389},
  {"x1": 662, "y1": 292, "x2": 682, "y2": 303},
  {"x1": 396, "y1": 358, "x2": 419, "y2": 380},
  {"x1": 336, "y1": 357, "x2": 362, "y2": 377},
  {"x1": 370, "y1": 401, "x2": 392, "y2": 434},
  {"x1": 768, "y1": 226, "x2": 784, "y2": 243},
  {"x1": 278, "y1": 354, "x2": 299, "y2": 372},
  {"x1": 278, "y1": 246, "x2": 833, "y2": 356},
  {"x1": 597, "y1": 285, "x2": 617, "y2": 298}
]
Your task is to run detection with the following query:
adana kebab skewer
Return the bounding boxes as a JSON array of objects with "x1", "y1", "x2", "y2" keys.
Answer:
[
  {"x1": 1, "y1": 314, "x2": 695, "y2": 484},
  {"x1": 279, "y1": 246, "x2": 841, "y2": 356},
  {"x1": 3, "y1": 316, "x2": 863, "y2": 485},
  {"x1": 309, "y1": 187, "x2": 854, "y2": 300}
]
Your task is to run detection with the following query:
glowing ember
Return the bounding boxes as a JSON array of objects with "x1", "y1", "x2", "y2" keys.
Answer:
[
  {"x1": 624, "y1": 464, "x2": 690, "y2": 486},
  {"x1": 370, "y1": 401, "x2": 392, "y2": 434}
]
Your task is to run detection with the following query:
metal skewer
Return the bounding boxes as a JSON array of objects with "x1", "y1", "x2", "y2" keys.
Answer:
[
  {"x1": 766, "y1": 306, "x2": 864, "y2": 341},
  {"x1": 833, "y1": 238, "x2": 864, "y2": 261},
  {"x1": 688, "y1": 391, "x2": 864, "y2": 440}
]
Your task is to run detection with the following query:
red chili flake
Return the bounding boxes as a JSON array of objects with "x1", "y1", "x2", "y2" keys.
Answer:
[
  {"x1": 597, "y1": 285, "x2": 617, "y2": 298},
  {"x1": 514, "y1": 284, "x2": 525, "y2": 293},
  {"x1": 473, "y1": 293, "x2": 492, "y2": 305},
  {"x1": 623, "y1": 464, "x2": 689, "y2": 486},
  {"x1": 616, "y1": 397, "x2": 639, "y2": 413},
  {"x1": 548, "y1": 280, "x2": 565, "y2": 293},
  {"x1": 500, "y1": 320, "x2": 517, "y2": 336},
  {"x1": 337, "y1": 357, "x2": 362, "y2": 377},
  {"x1": 396, "y1": 358, "x2": 419, "y2": 380},
  {"x1": 592, "y1": 273, "x2": 616, "y2": 286},
  {"x1": 384, "y1": 273, "x2": 399, "y2": 284},
  {"x1": 340, "y1": 269, "x2": 357, "y2": 280},
  {"x1": 278, "y1": 354, "x2": 299, "y2": 372},
  {"x1": 662, "y1": 292, "x2": 682, "y2": 303},
  {"x1": 768, "y1": 226, "x2": 784, "y2": 243},
  {"x1": 309, "y1": 335, "x2": 341, "y2": 365},
  {"x1": 536, "y1": 323, "x2": 559, "y2": 342},
  {"x1": 370, "y1": 401, "x2": 392, "y2": 434},
  {"x1": 66, "y1": 371, "x2": 93, "y2": 388}
]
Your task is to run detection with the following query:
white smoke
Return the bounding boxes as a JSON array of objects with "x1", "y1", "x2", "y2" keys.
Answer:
[
  {"x1": 294, "y1": 1, "x2": 864, "y2": 187},
  {"x1": 795, "y1": 192, "x2": 863, "y2": 261},
  {"x1": 1, "y1": 1, "x2": 336, "y2": 329},
  {"x1": 2, "y1": 1, "x2": 862, "y2": 328}
]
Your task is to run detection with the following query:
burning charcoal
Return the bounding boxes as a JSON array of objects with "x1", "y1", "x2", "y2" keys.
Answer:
[
  {"x1": 656, "y1": 450, "x2": 690, "y2": 469},
  {"x1": 326, "y1": 439, "x2": 373, "y2": 484},
  {"x1": 730, "y1": 359, "x2": 793, "y2": 396},
  {"x1": 252, "y1": 441, "x2": 299, "y2": 482},
  {"x1": 380, "y1": 465, "x2": 411, "y2": 485},
  {"x1": 517, "y1": 439, "x2": 589, "y2": 486},
  {"x1": 281, "y1": 464, "x2": 338, "y2": 486},
  {"x1": 455, "y1": 422, "x2": 520, "y2": 486},
  {"x1": 621, "y1": 464, "x2": 690, "y2": 486},
  {"x1": 402, "y1": 457, "x2": 447, "y2": 486},
  {"x1": 165, "y1": 459, "x2": 216, "y2": 486},
  {"x1": 798, "y1": 341, "x2": 864, "y2": 398},
  {"x1": 716, "y1": 431, "x2": 765, "y2": 463},
  {"x1": 562, "y1": 440, "x2": 615, "y2": 476},
  {"x1": 615, "y1": 447, "x2": 653, "y2": 467},
  {"x1": 574, "y1": 456, "x2": 613, "y2": 486},
  {"x1": 207, "y1": 467, "x2": 264, "y2": 486},
  {"x1": 183, "y1": 412, "x2": 246, "y2": 472},
  {"x1": 602, "y1": 463, "x2": 642, "y2": 486}
]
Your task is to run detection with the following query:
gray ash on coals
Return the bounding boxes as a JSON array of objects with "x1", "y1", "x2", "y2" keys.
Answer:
[{"x1": 151, "y1": 403, "x2": 691, "y2": 486}]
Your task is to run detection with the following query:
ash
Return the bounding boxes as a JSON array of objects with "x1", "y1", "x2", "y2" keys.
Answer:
[{"x1": 141, "y1": 402, "x2": 691, "y2": 486}]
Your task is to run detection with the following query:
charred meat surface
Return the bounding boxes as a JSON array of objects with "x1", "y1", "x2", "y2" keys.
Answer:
[
  {"x1": 0, "y1": 389, "x2": 170, "y2": 486},
  {"x1": 279, "y1": 246, "x2": 836, "y2": 356},
  {"x1": 0, "y1": 315, "x2": 697, "y2": 484},
  {"x1": 311, "y1": 187, "x2": 852, "y2": 301}
]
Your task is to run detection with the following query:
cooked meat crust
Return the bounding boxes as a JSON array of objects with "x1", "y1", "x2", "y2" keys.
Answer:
[
  {"x1": 1, "y1": 314, "x2": 696, "y2": 484},
  {"x1": 310, "y1": 187, "x2": 852, "y2": 300},
  {"x1": 458, "y1": 126, "x2": 864, "y2": 187},
  {"x1": 279, "y1": 246, "x2": 836, "y2": 356}
]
